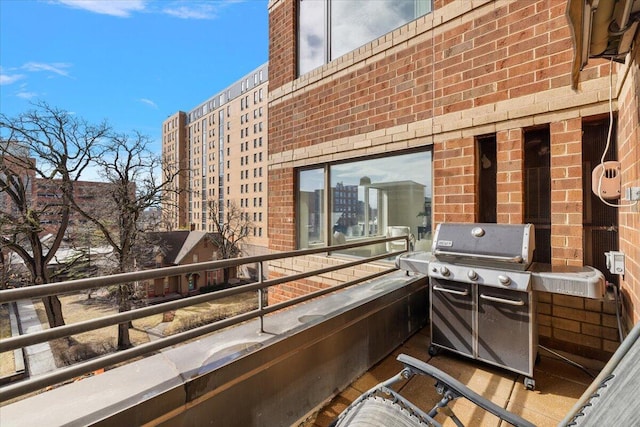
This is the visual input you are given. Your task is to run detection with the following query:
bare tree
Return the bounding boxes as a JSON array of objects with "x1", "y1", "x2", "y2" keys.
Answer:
[
  {"x1": 60, "y1": 223, "x2": 115, "y2": 298},
  {"x1": 206, "y1": 199, "x2": 253, "y2": 285},
  {"x1": 158, "y1": 209, "x2": 176, "y2": 232},
  {"x1": 0, "y1": 102, "x2": 109, "y2": 327},
  {"x1": 72, "y1": 131, "x2": 182, "y2": 349},
  {"x1": 0, "y1": 250, "x2": 7, "y2": 290},
  {"x1": 0, "y1": 249, "x2": 20, "y2": 290}
]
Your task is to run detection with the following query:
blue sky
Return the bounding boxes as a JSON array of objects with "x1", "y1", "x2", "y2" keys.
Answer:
[{"x1": 0, "y1": 0, "x2": 269, "y2": 154}]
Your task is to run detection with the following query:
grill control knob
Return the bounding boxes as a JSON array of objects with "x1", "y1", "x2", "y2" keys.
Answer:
[
  {"x1": 467, "y1": 269, "x2": 478, "y2": 281},
  {"x1": 471, "y1": 227, "x2": 485, "y2": 237},
  {"x1": 439, "y1": 266, "x2": 450, "y2": 277},
  {"x1": 498, "y1": 275, "x2": 511, "y2": 286}
]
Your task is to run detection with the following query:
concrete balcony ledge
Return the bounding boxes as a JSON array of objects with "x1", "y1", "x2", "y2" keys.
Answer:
[{"x1": 1, "y1": 271, "x2": 428, "y2": 427}]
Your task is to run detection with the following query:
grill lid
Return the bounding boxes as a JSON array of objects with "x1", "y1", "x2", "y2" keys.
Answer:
[{"x1": 431, "y1": 223, "x2": 535, "y2": 270}]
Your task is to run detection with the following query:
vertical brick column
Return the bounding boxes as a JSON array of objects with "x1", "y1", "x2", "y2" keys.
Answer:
[
  {"x1": 268, "y1": 0, "x2": 297, "y2": 91},
  {"x1": 550, "y1": 118, "x2": 583, "y2": 266},
  {"x1": 432, "y1": 136, "x2": 476, "y2": 225},
  {"x1": 496, "y1": 129, "x2": 524, "y2": 224},
  {"x1": 268, "y1": 167, "x2": 296, "y2": 251}
]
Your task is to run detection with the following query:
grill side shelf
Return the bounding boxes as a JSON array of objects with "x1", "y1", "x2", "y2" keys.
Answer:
[{"x1": 529, "y1": 263, "x2": 605, "y2": 299}]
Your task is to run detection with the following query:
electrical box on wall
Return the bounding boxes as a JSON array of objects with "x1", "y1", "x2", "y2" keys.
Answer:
[
  {"x1": 592, "y1": 162, "x2": 621, "y2": 200},
  {"x1": 605, "y1": 251, "x2": 625, "y2": 275},
  {"x1": 625, "y1": 187, "x2": 640, "y2": 201}
]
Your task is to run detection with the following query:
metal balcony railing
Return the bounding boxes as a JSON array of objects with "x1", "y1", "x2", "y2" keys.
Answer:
[{"x1": 0, "y1": 235, "x2": 409, "y2": 402}]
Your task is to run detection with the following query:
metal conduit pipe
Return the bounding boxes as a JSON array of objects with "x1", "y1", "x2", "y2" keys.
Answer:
[{"x1": 590, "y1": 0, "x2": 617, "y2": 55}]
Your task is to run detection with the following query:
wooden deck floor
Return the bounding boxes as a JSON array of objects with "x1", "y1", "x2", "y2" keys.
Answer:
[{"x1": 306, "y1": 327, "x2": 600, "y2": 426}]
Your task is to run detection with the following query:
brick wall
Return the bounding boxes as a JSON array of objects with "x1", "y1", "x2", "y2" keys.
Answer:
[
  {"x1": 267, "y1": 167, "x2": 295, "y2": 252},
  {"x1": 267, "y1": 0, "x2": 636, "y2": 356},
  {"x1": 268, "y1": 255, "x2": 391, "y2": 304},
  {"x1": 432, "y1": 137, "x2": 476, "y2": 224},
  {"x1": 496, "y1": 128, "x2": 525, "y2": 224},
  {"x1": 550, "y1": 118, "x2": 584, "y2": 266},
  {"x1": 617, "y1": 38, "x2": 640, "y2": 326},
  {"x1": 268, "y1": 0, "x2": 609, "y2": 161},
  {"x1": 538, "y1": 292, "x2": 620, "y2": 360},
  {"x1": 267, "y1": 0, "x2": 296, "y2": 92}
]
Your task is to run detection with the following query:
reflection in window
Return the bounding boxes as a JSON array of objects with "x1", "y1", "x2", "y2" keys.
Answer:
[
  {"x1": 297, "y1": 151, "x2": 432, "y2": 256},
  {"x1": 298, "y1": 168, "x2": 326, "y2": 247},
  {"x1": 298, "y1": 0, "x2": 432, "y2": 76},
  {"x1": 298, "y1": 0, "x2": 325, "y2": 76}
]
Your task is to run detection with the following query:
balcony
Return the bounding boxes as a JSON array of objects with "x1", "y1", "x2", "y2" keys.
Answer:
[
  {"x1": 0, "y1": 237, "x2": 604, "y2": 426},
  {"x1": 307, "y1": 328, "x2": 598, "y2": 426}
]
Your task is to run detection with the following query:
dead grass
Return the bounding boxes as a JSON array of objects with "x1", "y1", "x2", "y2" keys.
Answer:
[
  {"x1": 33, "y1": 294, "x2": 161, "y2": 366},
  {"x1": 163, "y1": 292, "x2": 258, "y2": 335},
  {"x1": 1, "y1": 304, "x2": 15, "y2": 377},
  {"x1": 32, "y1": 291, "x2": 258, "y2": 368}
]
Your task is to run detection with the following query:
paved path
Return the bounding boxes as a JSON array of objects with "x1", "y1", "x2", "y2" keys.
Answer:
[
  {"x1": 146, "y1": 321, "x2": 170, "y2": 342},
  {"x1": 6, "y1": 303, "x2": 25, "y2": 375},
  {"x1": 16, "y1": 299, "x2": 57, "y2": 376}
]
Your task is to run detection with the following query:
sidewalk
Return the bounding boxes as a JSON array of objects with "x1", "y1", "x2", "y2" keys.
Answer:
[
  {"x1": 15, "y1": 300, "x2": 57, "y2": 376},
  {"x1": 1, "y1": 303, "x2": 25, "y2": 383}
]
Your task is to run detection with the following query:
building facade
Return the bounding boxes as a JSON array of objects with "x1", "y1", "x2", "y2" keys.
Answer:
[
  {"x1": 0, "y1": 142, "x2": 35, "y2": 221},
  {"x1": 162, "y1": 63, "x2": 269, "y2": 257},
  {"x1": 142, "y1": 230, "x2": 231, "y2": 298},
  {"x1": 35, "y1": 179, "x2": 124, "y2": 237},
  {"x1": 0, "y1": 142, "x2": 124, "y2": 240},
  {"x1": 267, "y1": 0, "x2": 640, "y2": 360}
]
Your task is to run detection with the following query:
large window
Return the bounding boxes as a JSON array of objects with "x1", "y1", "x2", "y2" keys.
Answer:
[
  {"x1": 298, "y1": 0, "x2": 432, "y2": 76},
  {"x1": 298, "y1": 150, "x2": 433, "y2": 256}
]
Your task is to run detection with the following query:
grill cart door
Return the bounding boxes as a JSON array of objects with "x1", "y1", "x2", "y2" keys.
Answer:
[
  {"x1": 477, "y1": 285, "x2": 536, "y2": 376},
  {"x1": 430, "y1": 279, "x2": 474, "y2": 358}
]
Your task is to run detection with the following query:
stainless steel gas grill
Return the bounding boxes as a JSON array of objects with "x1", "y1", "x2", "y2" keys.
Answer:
[
  {"x1": 427, "y1": 223, "x2": 538, "y2": 389},
  {"x1": 395, "y1": 222, "x2": 607, "y2": 391}
]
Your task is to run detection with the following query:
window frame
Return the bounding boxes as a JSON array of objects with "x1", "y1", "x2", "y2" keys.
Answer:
[
  {"x1": 296, "y1": 148, "x2": 432, "y2": 251},
  {"x1": 297, "y1": 0, "x2": 433, "y2": 76}
]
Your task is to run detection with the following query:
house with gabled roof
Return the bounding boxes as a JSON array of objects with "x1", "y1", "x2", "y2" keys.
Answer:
[{"x1": 143, "y1": 230, "x2": 235, "y2": 298}]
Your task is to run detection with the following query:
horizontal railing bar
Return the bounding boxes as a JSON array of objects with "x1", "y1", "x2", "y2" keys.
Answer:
[
  {"x1": 256, "y1": 249, "x2": 405, "y2": 289},
  {"x1": 0, "y1": 258, "x2": 239, "y2": 304},
  {"x1": 0, "y1": 306, "x2": 263, "y2": 402},
  {"x1": 0, "y1": 287, "x2": 252, "y2": 353},
  {"x1": 0, "y1": 247, "x2": 405, "y2": 353},
  {"x1": 0, "y1": 262, "x2": 404, "y2": 402},
  {"x1": 0, "y1": 236, "x2": 411, "y2": 401},
  {"x1": 259, "y1": 267, "x2": 399, "y2": 317},
  {"x1": 0, "y1": 235, "x2": 406, "y2": 303}
]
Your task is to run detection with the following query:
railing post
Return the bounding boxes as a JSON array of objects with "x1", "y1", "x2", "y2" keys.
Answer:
[{"x1": 258, "y1": 261, "x2": 265, "y2": 333}]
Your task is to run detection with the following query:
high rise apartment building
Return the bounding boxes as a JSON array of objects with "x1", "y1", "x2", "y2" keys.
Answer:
[{"x1": 162, "y1": 63, "x2": 269, "y2": 256}]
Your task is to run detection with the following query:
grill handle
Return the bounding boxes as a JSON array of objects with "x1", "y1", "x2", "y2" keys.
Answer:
[
  {"x1": 480, "y1": 293, "x2": 525, "y2": 306},
  {"x1": 433, "y1": 250, "x2": 523, "y2": 264},
  {"x1": 433, "y1": 285, "x2": 469, "y2": 296}
]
